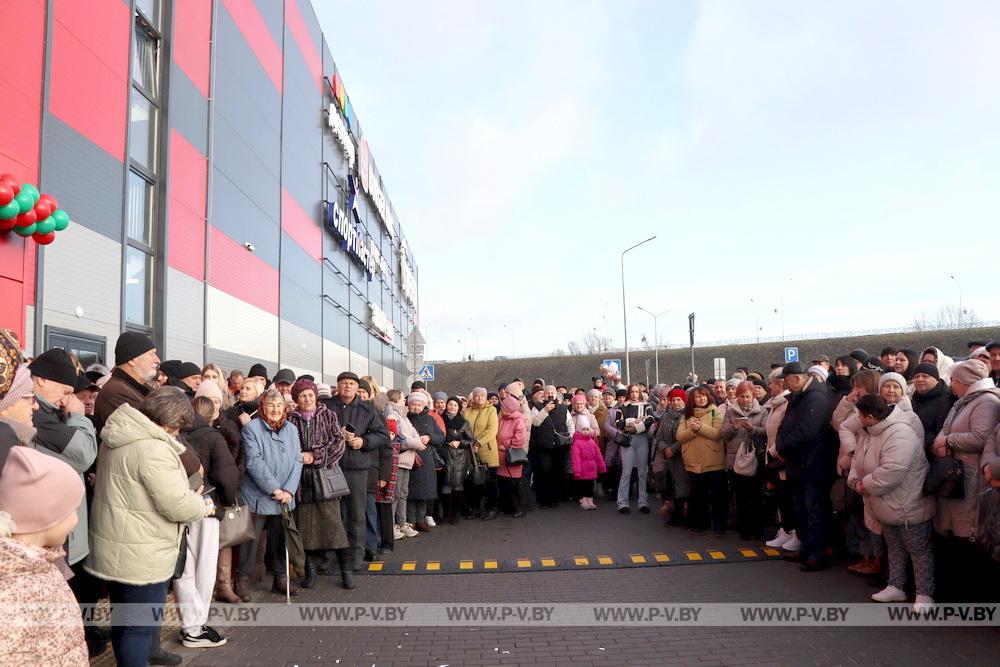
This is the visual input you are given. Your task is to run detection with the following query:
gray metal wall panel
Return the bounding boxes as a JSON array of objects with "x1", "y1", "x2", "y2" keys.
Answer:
[
  {"x1": 167, "y1": 64, "x2": 209, "y2": 154},
  {"x1": 323, "y1": 301, "x2": 349, "y2": 348},
  {"x1": 211, "y1": 114, "x2": 280, "y2": 224},
  {"x1": 40, "y1": 115, "x2": 124, "y2": 242},
  {"x1": 207, "y1": 346, "x2": 277, "y2": 378},
  {"x1": 210, "y1": 167, "x2": 280, "y2": 268},
  {"x1": 164, "y1": 268, "x2": 205, "y2": 363},
  {"x1": 279, "y1": 319, "x2": 322, "y2": 374},
  {"x1": 280, "y1": 230, "x2": 320, "y2": 290},
  {"x1": 253, "y1": 0, "x2": 284, "y2": 51},
  {"x1": 296, "y1": 0, "x2": 324, "y2": 50},
  {"x1": 279, "y1": 274, "x2": 321, "y2": 334}
]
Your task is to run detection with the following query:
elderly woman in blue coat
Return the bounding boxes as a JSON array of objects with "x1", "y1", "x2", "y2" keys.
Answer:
[{"x1": 235, "y1": 388, "x2": 304, "y2": 600}]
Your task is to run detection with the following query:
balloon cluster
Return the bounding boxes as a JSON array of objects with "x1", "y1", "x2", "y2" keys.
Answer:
[{"x1": 0, "y1": 174, "x2": 70, "y2": 245}]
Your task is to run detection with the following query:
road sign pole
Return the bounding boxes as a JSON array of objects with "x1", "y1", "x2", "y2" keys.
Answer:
[{"x1": 688, "y1": 312, "x2": 696, "y2": 381}]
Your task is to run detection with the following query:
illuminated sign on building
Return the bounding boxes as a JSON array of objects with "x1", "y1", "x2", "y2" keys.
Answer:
[{"x1": 370, "y1": 303, "x2": 395, "y2": 344}]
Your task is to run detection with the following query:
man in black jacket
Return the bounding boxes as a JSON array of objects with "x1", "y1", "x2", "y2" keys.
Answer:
[
  {"x1": 775, "y1": 362, "x2": 837, "y2": 572},
  {"x1": 323, "y1": 372, "x2": 390, "y2": 571}
]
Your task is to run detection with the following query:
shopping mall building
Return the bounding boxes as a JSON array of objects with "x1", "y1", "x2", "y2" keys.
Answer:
[{"x1": 0, "y1": 0, "x2": 422, "y2": 387}]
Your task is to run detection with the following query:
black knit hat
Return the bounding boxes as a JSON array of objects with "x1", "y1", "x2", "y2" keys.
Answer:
[
  {"x1": 28, "y1": 348, "x2": 78, "y2": 386},
  {"x1": 848, "y1": 348, "x2": 869, "y2": 363},
  {"x1": 114, "y1": 331, "x2": 155, "y2": 366},
  {"x1": 247, "y1": 363, "x2": 269, "y2": 380},
  {"x1": 358, "y1": 378, "x2": 372, "y2": 394},
  {"x1": 176, "y1": 362, "x2": 201, "y2": 380},
  {"x1": 158, "y1": 360, "x2": 182, "y2": 379},
  {"x1": 912, "y1": 362, "x2": 940, "y2": 380}
]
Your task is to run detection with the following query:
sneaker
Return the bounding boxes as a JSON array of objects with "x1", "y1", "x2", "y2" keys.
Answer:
[
  {"x1": 765, "y1": 528, "x2": 791, "y2": 548},
  {"x1": 912, "y1": 595, "x2": 934, "y2": 614},
  {"x1": 393, "y1": 524, "x2": 405, "y2": 540},
  {"x1": 780, "y1": 531, "x2": 801, "y2": 553},
  {"x1": 871, "y1": 585, "x2": 907, "y2": 603},
  {"x1": 425, "y1": 516, "x2": 436, "y2": 527},
  {"x1": 181, "y1": 626, "x2": 227, "y2": 648},
  {"x1": 585, "y1": 499, "x2": 598, "y2": 511},
  {"x1": 400, "y1": 523, "x2": 418, "y2": 538}
]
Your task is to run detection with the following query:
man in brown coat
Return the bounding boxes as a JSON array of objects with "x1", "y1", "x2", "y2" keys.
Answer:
[{"x1": 92, "y1": 332, "x2": 159, "y2": 437}]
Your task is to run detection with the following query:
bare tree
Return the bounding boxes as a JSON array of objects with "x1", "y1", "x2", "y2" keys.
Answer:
[
  {"x1": 912, "y1": 305, "x2": 981, "y2": 331},
  {"x1": 551, "y1": 348, "x2": 566, "y2": 357},
  {"x1": 582, "y1": 330, "x2": 612, "y2": 353},
  {"x1": 567, "y1": 341, "x2": 582, "y2": 356}
]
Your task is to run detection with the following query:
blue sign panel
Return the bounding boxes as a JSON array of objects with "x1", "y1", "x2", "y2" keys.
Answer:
[{"x1": 784, "y1": 347, "x2": 799, "y2": 363}]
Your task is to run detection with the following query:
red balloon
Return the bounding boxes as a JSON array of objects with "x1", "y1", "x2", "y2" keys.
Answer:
[
  {"x1": 0, "y1": 174, "x2": 19, "y2": 195},
  {"x1": 37, "y1": 193, "x2": 57, "y2": 210},
  {"x1": 32, "y1": 231, "x2": 56, "y2": 245},
  {"x1": 0, "y1": 217, "x2": 16, "y2": 231},
  {"x1": 16, "y1": 209, "x2": 36, "y2": 226},
  {"x1": 0, "y1": 182, "x2": 12, "y2": 206},
  {"x1": 33, "y1": 199, "x2": 52, "y2": 219}
]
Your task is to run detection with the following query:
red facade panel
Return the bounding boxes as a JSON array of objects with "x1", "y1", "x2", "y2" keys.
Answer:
[
  {"x1": 281, "y1": 188, "x2": 321, "y2": 262},
  {"x1": 220, "y1": 0, "x2": 283, "y2": 93},
  {"x1": 167, "y1": 129, "x2": 207, "y2": 279},
  {"x1": 49, "y1": 0, "x2": 130, "y2": 161},
  {"x1": 207, "y1": 226, "x2": 279, "y2": 316},
  {"x1": 284, "y1": 0, "x2": 322, "y2": 93},
  {"x1": 172, "y1": 0, "x2": 213, "y2": 97}
]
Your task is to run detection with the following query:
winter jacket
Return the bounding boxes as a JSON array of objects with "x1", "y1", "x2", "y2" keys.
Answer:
[
  {"x1": 239, "y1": 417, "x2": 304, "y2": 515},
  {"x1": 92, "y1": 367, "x2": 152, "y2": 438},
  {"x1": 30, "y1": 397, "x2": 97, "y2": 565},
  {"x1": 0, "y1": 539, "x2": 87, "y2": 666},
  {"x1": 764, "y1": 393, "x2": 789, "y2": 472},
  {"x1": 983, "y1": 422, "x2": 1000, "y2": 479},
  {"x1": 651, "y1": 408, "x2": 689, "y2": 496},
  {"x1": 571, "y1": 432, "x2": 607, "y2": 480},
  {"x1": 838, "y1": 396, "x2": 924, "y2": 474},
  {"x1": 214, "y1": 413, "x2": 244, "y2": 473},
  {"x1": 385, "y1": 403, "x2": 424, "y2": 470},
  {"x1": 592, "y1": 403, "x2": 609, "y2": 453},
  {"x1": 181, "y1": 416, "x2": 240, "y2": 509},
  {"x1": 85, "y1": 404, "x2": 206, "y2": 585},
  {"x1": 776, "y1": 378, "x2": 837, "y2": 483},
  {"x1": 442, "y1": 412, "x2": 475, "y2": 485},
  {"x1": 934, "y1": 380, "x2": 1000, "y2": 538},
  {"x1": 529, "y1": 402, "x2": 573, "y2": 452},
  {"x1": 912, "y1": 381, "x2": 955, "y2": 447},
  {"x1": 719, "y1": 400, "x2": 767, "y2": 470},
  {"x1": 496, "y1": 410, "x2": 527, "y2": 478},
  {"x1": 465, "y1": 404, "x2": 500, "y2": 468},
  {"x1": 406, "y1": 411, "x2": 444, "y2": 500},
  {"x1": 324, "y1": 395, "x2": 390, "y2": 471},
  {"x1": 287, "y1": 404, "x2": 345, "y2": 469},
  {"x1": 676, "y1": 405, "x2": 725, "y2": 474},
  {"x1": 848, "y1": 406, "x2": 934, "y2": 529}
]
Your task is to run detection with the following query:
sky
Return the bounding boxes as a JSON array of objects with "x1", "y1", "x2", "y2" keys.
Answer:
[{"x1": 314, "y1": 0, "x2": 1000, "y2": 362}]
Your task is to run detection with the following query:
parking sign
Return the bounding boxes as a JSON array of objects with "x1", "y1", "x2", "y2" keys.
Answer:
[{"x1": 784, "y1": 347, "x2": 799, "y2": 363}]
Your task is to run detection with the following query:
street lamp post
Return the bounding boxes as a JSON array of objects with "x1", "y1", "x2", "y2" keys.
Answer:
[
  {"x1": 949, "y1": 274, "x2": 964, "y2": 324},
  {"x1": 750, "y1": 298, "x2": 760, "y2": 343},
  {"x1": 503, "y1": 323, "x2": 514, "y2": 358},
  {"x1": 621, "y1": 236, "x2": 656, "y2": 385},
  {"x1": 637, "y1": 306, "x2": 671, "y2": 385},
  {"x1": 466, "y1": 326, "x2": 479, "y2": 360}
]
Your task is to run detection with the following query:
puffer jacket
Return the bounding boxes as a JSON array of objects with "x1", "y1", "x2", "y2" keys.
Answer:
[
  {"x1": 0, "y1": 539, "x2": 87, "y2": 666},
  {"x1": 764, "y1": 393, "x2": 789, "y2": 469},
  {"x1": 85, "y1": 405, "x2": 205, "y2": 585},
  {"x1": 676, "y1": 405, "x2": 725, "y2": 473},
  {"x1": 837, "y1": 395, "x2": 924, "y2": 475},
  {"x1": 848, "y1": 406, "x2": 934, "y2": 529},
  {"x1": 934, "y1": 380, "x2": 1000, "y2": 538},
  {"x1": 496, "y1": 409, "x2": 527, "y2": 478},
  {"x1": 464, "y1": 404, "x2": 499, "y2": 468},
  {"x1": 719, "y1": 400, "x2": 767, "y2": 470},
  {"x1": 240, "y1": 417, "x2": 303, "y2": 516},
  {"x1": 385, "y1": 403, "x2": 424, "y2": 470},
  {"x1": 442, "y1": 412, "x2": 474, "y2": 485}
]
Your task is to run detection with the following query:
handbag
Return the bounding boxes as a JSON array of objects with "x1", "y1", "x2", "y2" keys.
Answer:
[
  {"x1": 923, "y1": 455, "x2": 965, "y2": 499},
  {"x1": 554, "y1": 432, "x2": 573, "y2": 447},
  {"x1": 218, "y1": 503, "x2": 255, "y2": 548},
  {"x1": 469, "y1": 450, "x2": 488, "y2": 486},
  {"x1": 505, "y1": 446, "x2": 528, "y2": 466},
  {"x1": 733, "y1": 439, "x2": 759, "y2": 477},
  {"x1": 615, "y1": 431, "x2": 632, "y2": 448},
  {"x1": 412, "y1": 452, "x2": 424, "y2": 469},
  {"x1": 314, "y1": 463, "x2": 350, "y2": 500},
  {"x1": 172, "y1": 525, "x2": 189, "y2": 579}
]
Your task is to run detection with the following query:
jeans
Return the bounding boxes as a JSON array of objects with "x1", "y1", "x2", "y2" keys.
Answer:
[
  {"x1": 616, "y1": 435, "x2": 649, "y2": 509},
  {"x1": 108, "y1": 579, "x2": 170, "y2": 667},
  {"x1": 364, "y1": 492, "x2": 379, "y2": 551},
  {"x1": 792, "y1": 479, "x2": 831, "y2": 562},
  {"x1": 237, "y1": 514, "x2": 285, "y2": 578},
  {"x1": 407, "y1": 499, "x2": 427, "y2": 524}
]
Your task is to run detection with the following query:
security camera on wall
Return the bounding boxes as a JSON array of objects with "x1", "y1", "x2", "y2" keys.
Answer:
[{"x1": 244, "y1": 242, "x2": 256, "y2": 252}]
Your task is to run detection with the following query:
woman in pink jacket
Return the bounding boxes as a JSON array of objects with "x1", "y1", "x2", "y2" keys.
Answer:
[
  {"x1": 496, "y1": 396, "x2": 528, "y2": 518},
  {"x1": 571, "y1": 407, "x2": 606, "y2": 510}
]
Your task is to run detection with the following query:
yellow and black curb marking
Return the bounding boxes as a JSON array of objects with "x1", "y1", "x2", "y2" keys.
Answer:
[{"x1": 359, "y1": 547, "x2": 784, "y2": 575}]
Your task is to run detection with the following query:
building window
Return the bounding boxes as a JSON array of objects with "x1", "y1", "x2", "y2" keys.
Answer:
[{"x1": 124, "y1": 6, "x2": 162, "y2": 330}]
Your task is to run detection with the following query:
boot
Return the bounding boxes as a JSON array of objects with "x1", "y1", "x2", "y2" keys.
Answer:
[
  {"x1": 215, "y1": 548, "x2": 242, "y2": 603},
  {"x1": 300, "y1": 556, "x2": 318, "y2": 589},
  {"x1": 317, "y1": 550, "x2": 338, "y2": 576},
  {"x1": 234, "y1": 575, "x2": 251, "y2": 603},
  {"x1": 335, "y1": 548, "x2": 356, "y2": 589},
  {"x1": 272, "y1": 575, "x2": 300, "y2": 596},
  {"x1": 149, "y1": 631, "x2": 182, "y2": 666}
]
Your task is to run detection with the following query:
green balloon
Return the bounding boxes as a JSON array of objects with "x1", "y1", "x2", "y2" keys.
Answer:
[
  {"x1": 20, "y1": 183, "x2": 39, "y2": 201},
  {"x1": 35, "y1": 218, "x2": 56, "y2": 234},
  {"x1": 51, "y1": 209, "x2": 70, "y2": 231},
  {"x1": 0, "y1": 200, "x2": 19, "y2": 220},
  {"x1": 15, "y1": 191, "x2": 35, "y2": 213},
  {"x1": 13, "y1": 223, "x2": 37, "y2": 236}
]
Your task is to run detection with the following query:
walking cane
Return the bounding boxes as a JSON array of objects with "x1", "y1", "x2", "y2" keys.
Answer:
[{"x1": 285, "y1": 547, "x2": 290, "y2": 605}]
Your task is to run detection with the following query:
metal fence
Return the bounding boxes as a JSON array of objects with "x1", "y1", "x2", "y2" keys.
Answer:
[{"x1": 426, "y1": 321, "x2": 1000, "y2": 364}]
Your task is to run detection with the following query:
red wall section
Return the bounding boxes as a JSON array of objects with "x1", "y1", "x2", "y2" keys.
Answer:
[
  {"x1": 0, "y1": 0, "x2": 46, "y2": 337},
  {"x1": 220, "y1": 0, "x2": 283, "y2": 93},
  {"x1": 281, "y1": 188, "x2": 321, "y2": 262},
  {"x1": 173, "y1": 0, "x2": 213, "y2": 97},
  {"x1": 49, "y1": 0, "x2": 130, "y2": 161},
  {"x1": 167, "y1": 130, "x2": 208, "y2": 280},
  {"x1": 285, "y1": 0, "x2": 322, "y2": 93},
  {"x1": 207, "y1": 226, "x2": 279, "y2": 316}
]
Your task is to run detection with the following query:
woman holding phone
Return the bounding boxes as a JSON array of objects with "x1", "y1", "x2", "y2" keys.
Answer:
[{"x1": 720, "y1": 381, "x2": 768, "y2": 539}]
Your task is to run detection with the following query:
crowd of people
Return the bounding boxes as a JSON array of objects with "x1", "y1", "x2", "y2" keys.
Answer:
[{"x1": 1, "y1": 329, "x2": 999, "y2": 666}]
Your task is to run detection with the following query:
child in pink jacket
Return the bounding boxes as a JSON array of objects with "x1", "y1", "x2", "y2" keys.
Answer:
[{"x1": 571, "y1": 411, "x2": 606, "y2": 510}]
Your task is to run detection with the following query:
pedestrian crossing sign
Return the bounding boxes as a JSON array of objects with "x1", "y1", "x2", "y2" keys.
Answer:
[{"x1": 417, "y1": 364, "x2": 435, "y2": 382}]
